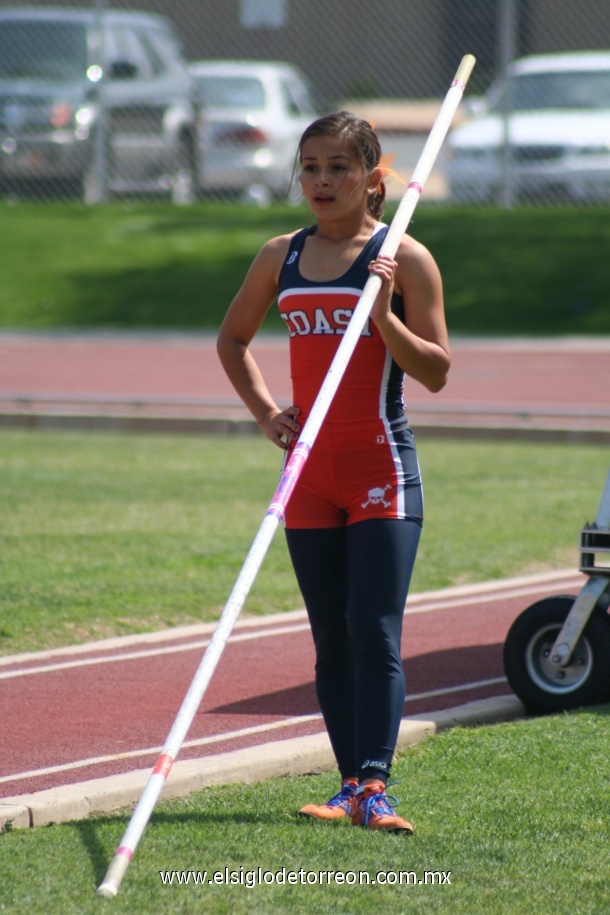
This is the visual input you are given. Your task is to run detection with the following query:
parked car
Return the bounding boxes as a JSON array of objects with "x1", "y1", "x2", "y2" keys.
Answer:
[
  {"x1": 445, "y1": 51, "x2": 610, "y2": 203},
  {"x1": 0, "y1": 7, "x2": 201, "y2": 203},
  {"x1": 189, "y1": 60, "x2": 318, "y2": 204}
]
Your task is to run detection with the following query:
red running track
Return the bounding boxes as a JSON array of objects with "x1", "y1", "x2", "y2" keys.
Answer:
[
  {"x1": 0, "y1": 571, "x2": 585, "y2": 799},
  {"x1": 1, "y1": 333, "x2": 610, "y2": 429}
]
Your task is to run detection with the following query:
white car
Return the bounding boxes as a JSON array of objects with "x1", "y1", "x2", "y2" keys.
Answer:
[
  {"x1": 0, "y1": 7, "x2": 201, "y2": 204},
  {"x1": 445, "y1": 51, "x2": 610, "y2": 204},
  {"x1": 189, "y1": 60, "x2": 318, "y2": 204}
]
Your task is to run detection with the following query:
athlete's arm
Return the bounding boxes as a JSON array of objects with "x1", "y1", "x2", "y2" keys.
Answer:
[
  {"x1": 368, "y1": 238, "x2": 450, "y2": 393},
  {"x1": 217, "y1": 235, "x2": 301, "y2": 449}
]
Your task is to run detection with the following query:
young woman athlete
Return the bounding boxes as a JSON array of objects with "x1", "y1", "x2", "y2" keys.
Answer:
[{"x1": 217, "y1": 111, "x2": 450, "y2": 834}]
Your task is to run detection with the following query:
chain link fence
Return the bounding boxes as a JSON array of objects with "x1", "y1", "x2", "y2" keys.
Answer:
[{"x1": 0, "y1": 0, "x2": 609, "y2": 206}]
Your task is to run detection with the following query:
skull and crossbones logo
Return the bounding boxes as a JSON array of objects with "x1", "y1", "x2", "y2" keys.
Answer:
[{"x1": 361, "y1": 484, "x2": 392, "y2": 509}]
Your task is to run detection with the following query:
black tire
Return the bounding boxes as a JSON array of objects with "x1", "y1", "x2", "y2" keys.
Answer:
[{"x1": 503, "y1": 594, "x2": 610, "y2": 715}]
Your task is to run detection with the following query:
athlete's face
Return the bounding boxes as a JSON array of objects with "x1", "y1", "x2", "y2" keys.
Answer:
[{"x1": 299, "y1": 134, "x2": 378, "y2": 215}]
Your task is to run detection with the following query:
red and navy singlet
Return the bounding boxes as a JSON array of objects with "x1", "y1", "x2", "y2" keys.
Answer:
[
  {"x1": 278, "y1": 223, "x2": 405, "y2": 424},
  {"x1": 278, "y1": 223, "x2": 424, "y2": 529}
]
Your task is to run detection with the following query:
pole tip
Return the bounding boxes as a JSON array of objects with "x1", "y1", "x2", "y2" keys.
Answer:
[
  {"x1": 456, "y1": 54, "x2": 477, "y2": 85},
  {"x1": 96, "y1": 882, "x2": 118, "y2": 899}
]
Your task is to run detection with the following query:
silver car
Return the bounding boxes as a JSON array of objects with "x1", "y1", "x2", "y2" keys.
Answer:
[
  {"x1": 190, "y1": 60, "x2": 318, "y2": 205},
  {"x1": 0, "y1": 7, "x2": 201, "y2": 203},
  {"x1": 445, "y1": 51, "x2": 610, "y2": 204}
]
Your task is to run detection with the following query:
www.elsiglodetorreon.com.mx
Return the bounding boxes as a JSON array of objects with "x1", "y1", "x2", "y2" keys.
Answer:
[{"x1": 159, "y1": 867, "x2": 452, "y2": 887}]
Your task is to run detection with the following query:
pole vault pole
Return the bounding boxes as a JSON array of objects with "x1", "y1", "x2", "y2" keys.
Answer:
[{"x1": 97, "y1": 53, "x2": 475, "y2": 899}]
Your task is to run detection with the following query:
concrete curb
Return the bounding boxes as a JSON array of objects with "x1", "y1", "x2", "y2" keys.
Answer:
[
  {"x1": 2, "y1": 411, "x2": 609, "y2": 444},
  {"x1": 0, "y1": 694, "x2": 524, "y2": 831}
]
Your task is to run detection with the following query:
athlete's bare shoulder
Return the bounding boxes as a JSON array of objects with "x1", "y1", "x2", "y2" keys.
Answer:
[
  {"x1": 395, "y1": 233, "x2": 436, "y2": 265},
  {"x1": 261, "y1": 230, "x2": 301, "y2": 262},
  {"x1": 395, "y1": 233, "x2": 441, "y2": 280},
  {"x1": 249, "y1": 230, "x2": 301, "y2": 282}
]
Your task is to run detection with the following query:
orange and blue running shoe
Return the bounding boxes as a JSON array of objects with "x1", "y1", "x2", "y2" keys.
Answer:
[
  {"x1": 351, "y1": 780, "x2": 414, "y2": 834},
  {"x1": 298, "y1": 778, "x2": 358, "y2": 821}
]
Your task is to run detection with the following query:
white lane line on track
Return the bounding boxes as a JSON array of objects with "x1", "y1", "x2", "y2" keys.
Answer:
[
  {"x1": 0, "y1": 623, "x2": 311, "y2": 681},
  {"x1": 404, "y1": 676, "x2": 507, "y2": 703},
  {"x1": 0, "y1": 678, "x2": 508, "y2": 786},
  {"x1": 0, "y1": 714, "x2": 323, "y2": 786},
  {"x1": 0, "y1": 569, "x2": 583, "y2": 671},
  {"x1": 404, "y1": 578, "x2": 584, "y2": 615},
  {"x1": 0, "y1": 575, "x2": 583, "y2": 681}
]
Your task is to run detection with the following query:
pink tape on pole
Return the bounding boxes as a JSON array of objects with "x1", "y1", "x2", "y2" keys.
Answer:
[
  {"x1": 267, "y1": 443, "x2": 311, "y2": 519},
  {"x1": 452, "y1": 79, "x2": 466, "y2": 90},
  {"x1": 152, "y1": 753, "x2": 173, "y2": 779},
  {"x1": 408, "y1": 181, "x2": 423, "y2": 194},
  {"x1": 117, "y1": 847, "x2": 134, "y2": 861}
]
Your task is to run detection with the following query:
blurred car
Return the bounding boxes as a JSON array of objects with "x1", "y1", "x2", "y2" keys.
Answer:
[
  {"x1": 0, "y1": 7, "x2": 200, "y2": 203},
  {"x1": 445, "y1": 51, "x2": 610, "y2": 203},
  {"x1": 189, "y1": 60, "x2": 318, "y2": 204}
]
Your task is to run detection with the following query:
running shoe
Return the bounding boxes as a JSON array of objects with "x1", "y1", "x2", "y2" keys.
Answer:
[
  {"x1": 351, "y1": 780, "x2": 414, "y2": 834},
  {"x1": 298, "y1": 778, "x2": 358, "y2": 820}
]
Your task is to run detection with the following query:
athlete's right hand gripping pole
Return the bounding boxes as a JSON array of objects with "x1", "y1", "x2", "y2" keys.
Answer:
[{"x1": 97, "y1": 53, "x2": 476, "y2": 900}]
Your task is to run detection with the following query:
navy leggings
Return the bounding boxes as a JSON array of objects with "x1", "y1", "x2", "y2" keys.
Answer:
[{"x1": 285, "y1": 517, "x2": 421, "y2": 784}]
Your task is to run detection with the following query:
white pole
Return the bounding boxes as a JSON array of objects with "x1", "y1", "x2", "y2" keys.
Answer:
[{"x1": 97, "y1": 53, "x2": 476, "y2": 899}]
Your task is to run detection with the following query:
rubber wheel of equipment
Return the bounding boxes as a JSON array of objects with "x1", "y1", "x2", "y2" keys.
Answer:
[{"x1": 503, "y1": 594, "x2": 610, "y2": 715}]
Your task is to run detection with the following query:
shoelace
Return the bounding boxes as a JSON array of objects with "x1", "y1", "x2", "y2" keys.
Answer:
[
  {"x1": 360, "y1": 786, "x2": 401, "y2": 825},
  {"x1": 328, "y1": 783, "x2": 357, "y2": 808}
]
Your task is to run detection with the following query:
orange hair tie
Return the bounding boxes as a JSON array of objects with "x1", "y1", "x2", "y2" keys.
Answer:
[{"x1": 377, "y1": 152, "x2": 406, "y2": 185}]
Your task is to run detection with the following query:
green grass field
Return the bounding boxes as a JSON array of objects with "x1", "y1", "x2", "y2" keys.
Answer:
[
  {"x1": 2, "y1": 434, "x2": 610, "y2": 912},
  {"x1": 1, "y1": 430, "x2": 608, "y2": 656},
  {"x1": 1, "y1": 202, "x2": 609, "y2": 335},
  {"x1": 2, "y1": 708, "x2": 609, "y2": 913}
]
